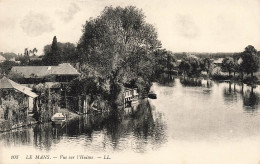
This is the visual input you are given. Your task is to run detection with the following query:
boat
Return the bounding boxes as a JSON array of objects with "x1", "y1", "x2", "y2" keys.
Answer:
[
  {"x1": 148, "y1": 91, "x2": 157, "y2": 99},
  {"x1": 51, "y1": 113, "x2": 66, "y2": 125}
]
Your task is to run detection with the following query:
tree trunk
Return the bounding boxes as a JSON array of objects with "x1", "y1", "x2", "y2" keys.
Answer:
[
  {"x1": 65, "y1": 90, "x2": 67, "y2": 109},
  {"x1": 241, "y1": 83, "x2": 244, "y2": 94}
]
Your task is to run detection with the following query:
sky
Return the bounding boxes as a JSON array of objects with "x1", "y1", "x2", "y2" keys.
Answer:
[{"x1": 0, "y1": 0, "x2": 260, "y2": 55}]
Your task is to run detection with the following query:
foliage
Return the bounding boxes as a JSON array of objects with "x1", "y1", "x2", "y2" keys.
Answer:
[
  {"x1": 1, "y1": 52, "x2": 17, "y2": 60},
  {"x1": 32, "y1": 83, "x2": 51, "y2": 121},
  {"x1": 202, "y1": 58, "x2": 214, "y2": 76},
  {"x1": 68, "y1": 63, "x2": 110, "y2": 105},
  {"x1": 153, "y1": 49, "x2": 176, "y2": 79},
  {"x1": 43, "y1": 36, "x2": 61, "y2": 65},
  {"x1": 179, "y1": 54, "x2": 202, "y2": 77},
  {"x1": 0, "y1": 61, "x2": 19, "y2": 75},
  {"x1": 43, "y1": 42, "x2": 78, "y2": 64},
  {"x1": 211, "y1": 74, "x2": 231, "y2": 81},
  {"x1": 77, "y1": 6, "x2": 161, "y2": 105},
  {"x1": 50, "y1": 92, "x2": 61, "y2": 113},
  {"x1": 1, "y1": 96, "x2": 27, "y2": 124},
  {"x1": 240, "y1": 45, "x2": 259, "y2": 78},
  {"x1": 221, "y1": 57, "x2": 234, "y2": 76},
  {"x1": 180, "y1": 77, "x2": 202, "y2": 86}
]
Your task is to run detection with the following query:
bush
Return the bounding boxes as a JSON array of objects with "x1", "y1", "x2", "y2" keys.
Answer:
[
  {"x1": 180, "y1": 77, "x2": 202, "y2": 86},
  {"x1": 243, "y1": 76, "x2": 258, "y2": 85},
  {"x1": 211, "y1": 74, "x2": 232, "y2": 81}
]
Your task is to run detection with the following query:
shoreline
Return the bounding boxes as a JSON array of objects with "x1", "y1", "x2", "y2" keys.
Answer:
[{"x1": 0, "y1": 108, "x2": 80, "y2": 133}]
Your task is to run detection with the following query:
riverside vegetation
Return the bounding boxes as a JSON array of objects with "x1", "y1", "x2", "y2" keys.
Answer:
[{"x1": 0, "y1": 6, "x2": 259, "y2": 127}]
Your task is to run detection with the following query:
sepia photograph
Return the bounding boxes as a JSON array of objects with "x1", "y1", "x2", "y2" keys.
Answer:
[{"x1": 0, "y1": 0, "x2": 260, "y2": 163}]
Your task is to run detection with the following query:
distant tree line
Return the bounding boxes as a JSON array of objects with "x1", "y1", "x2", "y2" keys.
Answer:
[
  {"x1": 177, "y1": 45, "x2": 259, "y2": 84},
  {"x1": 220, "y1": 45, "x2": 259, "y2": 82}
]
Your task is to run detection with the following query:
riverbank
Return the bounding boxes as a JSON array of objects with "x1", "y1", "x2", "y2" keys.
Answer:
[{"x1": 0, "y1": 108, "x2": 80, "y2": 133}]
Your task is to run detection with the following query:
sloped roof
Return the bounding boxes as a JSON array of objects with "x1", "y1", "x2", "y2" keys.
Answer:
[
  {"x1": 0, "y1": 76, "x2": 38, "y2": 98},
  {"x1": 10, "y1": 63, "x2": 80, "y2": 78},
  {"x1": 214, "y1": 58, "x2": 224, "y2": 64},
  {"x1": 51, "y1": 63, "x2": 80, "y2": 75}
]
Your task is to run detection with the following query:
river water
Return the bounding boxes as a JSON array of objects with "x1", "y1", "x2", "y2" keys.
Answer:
[{"x1": 1, "y1": 78, "x2": 260, "y2": 164}]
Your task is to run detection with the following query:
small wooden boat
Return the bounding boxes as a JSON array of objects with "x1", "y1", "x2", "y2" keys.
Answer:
[
  {"x1": 148, "y1": 91, "x2": 157, "y2": 99},
  {"x1": 51, "y1": 113, "x2": 66, "y2": 125}
]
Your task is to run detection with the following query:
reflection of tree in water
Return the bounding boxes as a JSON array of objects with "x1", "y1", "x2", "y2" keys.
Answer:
[
  {"x1": 130, "y1": 100, "x2": 167, "y2": 150},
  {"x1": 0, "y1": 100, "x2": 167, "y2": 153},
  {"x1": 243, "y1": 86, "x2": 260, "y2": 111},
  {"x1": 132, "y1": 101, "x2": 156, "y2": 138},
  {"x1": 202, "y1": 80, "x2": 213, "y2": 89},
  {"x1": 223, "y1": 82, "x2": 238, "y2": 103},
  {"x1": 102, "y1": 100, "x2": 167, "y2": 152},
  {"x1": 157, "y1": 74, "x2": 175, "y2": 87},
  {"x1": 33, "y1": 123, "x2": 56, "y2": 151},
  {"x1": 0, "y1": 129, "x2": 31, "y2": 146}
]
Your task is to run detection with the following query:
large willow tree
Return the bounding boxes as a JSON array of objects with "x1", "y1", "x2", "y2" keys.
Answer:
[{"x1": 77, "y1": 6, "x2": 161, "y2": 104}]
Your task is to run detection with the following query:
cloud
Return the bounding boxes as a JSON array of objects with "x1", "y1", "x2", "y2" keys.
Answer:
[
  {"x1": 57, "y1": 3, "x2": 80, "y2": 22},
  {"x1": 20, "y1": 12, "x2": 54, "y2": 37},
  {"x1": 175, "y1": 15, "x2": 200, "y2": 39}
]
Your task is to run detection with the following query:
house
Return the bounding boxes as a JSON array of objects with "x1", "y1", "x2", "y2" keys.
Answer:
[
  {"x1": 9, "y1": 63, "x2": 80, "y2": 86},
  {"x1": 124, "y1": 87, "x2": 139, "y2": 107},
  {"x1": 0, "y1": 76, "x2": 38, "y2": 116},
  {"x1": 8, "y1": 57, "x2": 20, "y2": 64},
  {"x1": 0, "y1": 55, "x2": 6, "y2": 63},
  {"x1": 9, "y1": 63, "x2": 80, "y2": 111},
  {"x1": 213, "y1": 58, "x2": 224, "y2": 67}
]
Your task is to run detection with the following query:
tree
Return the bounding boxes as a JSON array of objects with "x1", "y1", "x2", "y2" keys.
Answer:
[
  {"x1": 0, "y1": 61, "x2": 19, "y2": 75},
  {"x1": 1, "y1": 52, "x2": 17, "y2": 60},
  {"x1": 43, "y1": 42, "x2": 77, "y2": 63},
  {"x1": 77, "y1": 6, "x2": 161, "y2": 104},
  {"x1": 32, "y1": 48, "x2": 38, "y2": 56},
  {"x1": 153, "y1": 49, "x2": 176, "y2": 80},
  {"x1": 43, "y1": 36, "x2": 61, "y2": 65},
  {"x1": 179, "y1": 54, "x2": 202, "y2": 77},
  {"x1": 221, "y1": 57, "x2": 234, "y2": 76},
  {"x1": 240, "y1": 45, "x2": 259, "y2": 79},
  {"x1": 23, "y1": 48, "x2": 30, "y2": 64},
  {"x1": 202, "y1": 58, "x2": 213, "y2": 76}
]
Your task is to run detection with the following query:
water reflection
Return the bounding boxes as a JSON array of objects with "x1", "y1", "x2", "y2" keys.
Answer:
[
  {"x1": 0, "y1": 100, "x2": 167, "y2": 153},
  {"x1": 222, "y1": 82, "x2": 260, "y2": 112},
  {"x1": 243, "y1": 87, "x2": 260, "y2": 111},
  {"x1": 157, "y1": 75, "x2": 175, "y2": 87},
  {"x1": 223, "y1": 82, "x2": 238, "y2": 103},
  {"x1": 3, "y1": 79, "x2": 260, "y2": 155},
  {"x1": 202, "y1": 80, "x2": 214, "y2": 88},
  {"x1": 0, "y1": 129, "x2": 31, "y2": 146}
]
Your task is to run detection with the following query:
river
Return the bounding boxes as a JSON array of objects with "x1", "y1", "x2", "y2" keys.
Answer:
[{"x1": 1, "y1": 78, "x2": 260, "y2": 164}]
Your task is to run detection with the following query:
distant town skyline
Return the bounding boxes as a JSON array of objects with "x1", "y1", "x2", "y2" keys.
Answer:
[{"x1": 0, "y1": 0, "x2": 260, "y2": 55}]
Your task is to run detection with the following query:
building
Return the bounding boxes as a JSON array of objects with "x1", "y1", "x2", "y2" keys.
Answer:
[
  {"x1": 9, "y1": 63, "x2": 81, "y2": 112},
  {"x1": 0, "y1": 76, "x2": 38, "y2": 116},
  {"x1": 10, "y1": 63, "x2": 80, "y2": 86},
  {"x1": 213, "y1": 58, "x2": 224, "y2": 67},
  {"x1": 124, "y1": 87, "x2": 139, "y2": 107}
]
